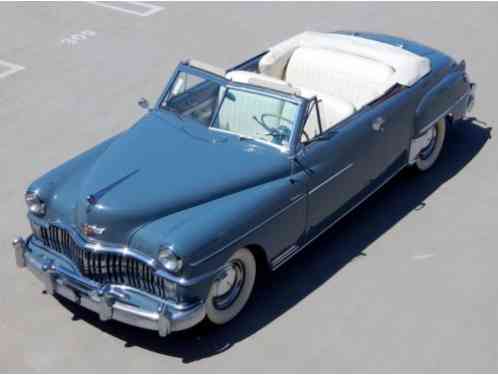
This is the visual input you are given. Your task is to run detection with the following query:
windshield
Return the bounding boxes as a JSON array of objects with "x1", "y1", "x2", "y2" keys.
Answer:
[{"x1": 160, "y1": 69, "x2": 301, "y2": 148}]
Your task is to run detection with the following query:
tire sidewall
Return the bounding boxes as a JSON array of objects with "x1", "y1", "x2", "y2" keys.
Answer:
[
  {"x1": 415, "y1": 118, "x2": 446, "y2": 171},
  {"x1": 206, "y1": 248, "x2": 256, "y2": 325}
]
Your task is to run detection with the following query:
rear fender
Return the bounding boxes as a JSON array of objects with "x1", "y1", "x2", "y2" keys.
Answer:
[{"x1": 414, "y1": 69, "x2": 469, "y2": 135}]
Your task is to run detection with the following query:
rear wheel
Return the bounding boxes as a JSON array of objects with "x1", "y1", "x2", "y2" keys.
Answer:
[
  {"x1": 415, "y1": 117, "x2": 446, "y2": 171},
  {"x1": 205, "y1": 248, "x2": 256, "y2": 325}
]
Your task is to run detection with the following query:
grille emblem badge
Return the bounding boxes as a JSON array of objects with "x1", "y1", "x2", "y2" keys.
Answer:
[{"x1": 82, "y1": 224, "x2": 106, "y2": 237}]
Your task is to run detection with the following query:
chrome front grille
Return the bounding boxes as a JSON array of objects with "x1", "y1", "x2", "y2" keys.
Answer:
[{"x1": 39, "y1": 225, "x2": 173, "y2": 299}]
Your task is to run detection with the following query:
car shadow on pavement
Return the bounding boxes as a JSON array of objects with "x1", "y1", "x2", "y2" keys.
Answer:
[{"x1": 58, "y1": 118, "x2": 491, "y2": 363}]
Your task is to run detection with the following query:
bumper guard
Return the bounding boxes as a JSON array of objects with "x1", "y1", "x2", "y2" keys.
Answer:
[{"x1": 13, "y1": 236, "x2": 205, "y2": 337}]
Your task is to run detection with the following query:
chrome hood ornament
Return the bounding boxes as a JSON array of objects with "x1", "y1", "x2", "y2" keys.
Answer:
[{"x1": 86, "y1": 169, "x2": 140, "y2": 206}]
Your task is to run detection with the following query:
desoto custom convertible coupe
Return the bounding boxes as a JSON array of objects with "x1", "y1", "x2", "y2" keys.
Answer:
[{"x1": 14, "y1": 31, "x2": 476, "y2": 336}]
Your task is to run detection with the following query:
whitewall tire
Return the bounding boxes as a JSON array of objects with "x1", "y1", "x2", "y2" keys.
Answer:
[
  {"x1": 415, "y1": 117, "x2": 446, "y2": 171},
  {"x1": 206, "y1": 247, "x2": 256, "y2": 325}
]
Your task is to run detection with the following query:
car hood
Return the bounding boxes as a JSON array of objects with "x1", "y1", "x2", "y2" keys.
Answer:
[{"x1": 71, "y1": 111, "x2": 290, "y2": 243}]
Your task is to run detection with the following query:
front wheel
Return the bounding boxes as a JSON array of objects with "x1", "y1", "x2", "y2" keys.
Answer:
[
  {"x1": 205, "y1": 248, "x2": 256, "y2": 325},
  {"x1": 414, "y1": 117, "x2": 447, "y2": 171}
]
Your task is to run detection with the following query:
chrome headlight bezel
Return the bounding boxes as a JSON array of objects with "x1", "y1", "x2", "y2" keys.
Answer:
[
  {"x1": 25, "y1": 191, "x2": 46, "y2": 216},
  {"x1": 157, "y1": 245, "x2": 183, "y2": 274}
]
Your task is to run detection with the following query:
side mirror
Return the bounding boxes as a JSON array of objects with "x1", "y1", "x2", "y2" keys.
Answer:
[{"x1": 138, "y1": 97, "x2": 150, "y2": 110}]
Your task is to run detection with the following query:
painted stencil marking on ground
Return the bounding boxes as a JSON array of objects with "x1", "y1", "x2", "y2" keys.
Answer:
[
  {"x1": 60, "y1": 30, "x2": 97, "y2": 46},
  {"x1": 412, "y1": 253, "x2": 435, "y2": 261},
  {"x1": 0, "y1": 60, "x2": 25, "y2": 80},
  {"x1": 87, "y1": 1, "x2": 164, "y2": 17}
]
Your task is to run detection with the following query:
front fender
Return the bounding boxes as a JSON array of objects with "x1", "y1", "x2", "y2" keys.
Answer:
[{"x1": 129, "y1": 172, "x2": 306, "y2": 281}]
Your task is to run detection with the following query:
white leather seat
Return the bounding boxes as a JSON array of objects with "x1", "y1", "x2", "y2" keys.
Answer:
[
  {"x1": 299, "y1": 87, "x2": 354, "y2": 132},
  {"x1": 284, "y1": 47, "x2": 396, "y2": 110},
  {"x1": 259, "y1": 31, "x2": 431, "y2": 87}
]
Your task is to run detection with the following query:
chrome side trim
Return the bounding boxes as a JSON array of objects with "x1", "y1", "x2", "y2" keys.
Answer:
[
  {"x1": 309, "y1": 163, "x2": 354, "y2": 195},
  {"x1": 418, "y1": 87, "x2": 473, "y2": 135},
  {"x1": 271, "y1": 244, "x2": 299, "y2": 267},
  {"x1": 271, "y1": 163, "x2": 407, "y2": 270},
  {"x1": 191, "y1": 194, "x2": 307, "y2": 266}
]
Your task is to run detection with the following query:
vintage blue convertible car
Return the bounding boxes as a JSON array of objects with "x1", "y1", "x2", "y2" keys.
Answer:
[{"x1": 14, "y1": 31, "x2": 476, "y2": 336}]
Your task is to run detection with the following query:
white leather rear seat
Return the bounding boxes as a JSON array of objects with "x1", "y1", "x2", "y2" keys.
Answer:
[
  {"x1": 259, "y1": 31, "x2": 431, "y2": 87},
  {"x1": 284, "y1": 47, "x2": 396, "y2": 110}
]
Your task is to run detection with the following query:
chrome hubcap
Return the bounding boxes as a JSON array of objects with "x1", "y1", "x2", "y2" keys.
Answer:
[
  {"x1": 419, "y1": 127, "x2": 437, "y2": 160},
  {"x1": 213, "y1": 260, "x2": 245, "y2": 310}
]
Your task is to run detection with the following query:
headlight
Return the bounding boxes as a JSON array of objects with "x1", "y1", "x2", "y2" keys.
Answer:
[
  {"x1": 157, "y1": 245, "x2": 183, "y2": 273},
  {"x1": 25, "y1": 191, "x2": 46, "y2": 216}
]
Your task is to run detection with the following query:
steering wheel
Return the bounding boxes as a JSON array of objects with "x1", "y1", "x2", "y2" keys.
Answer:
[
  {"x1": 252, "y1": 113, "x2": 293, "y2": 144},
  {"x1": 260, "y1": 113, "x2": 293, "y2": 129}
]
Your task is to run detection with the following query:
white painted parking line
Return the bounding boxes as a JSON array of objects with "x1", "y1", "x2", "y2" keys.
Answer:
[
  {"x1": 87, "y1": 1, "x2": 164, "y2": 17},
  {"x1": 0, "y1": 60, "x2": 24, "y2": 80},
  {"x1": 60, "y1": 30, "x2": 97, "y2": 46}
]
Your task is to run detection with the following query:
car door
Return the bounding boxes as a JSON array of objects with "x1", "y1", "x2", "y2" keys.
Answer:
[
  {"x1": 294, "y1": 101, "x2": 378, "y2": 239},
  {"x1": 360, "y1": 89, "x2": 415, "y2": 182}
]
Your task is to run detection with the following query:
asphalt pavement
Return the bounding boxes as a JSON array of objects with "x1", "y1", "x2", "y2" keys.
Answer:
[{"x1": 1, "y1": 2, "x2": 497, "y2": 372}]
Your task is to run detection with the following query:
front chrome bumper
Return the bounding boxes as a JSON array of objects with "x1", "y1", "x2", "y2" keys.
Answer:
[{"x1": 13, "y1": 236, "x2": 206, "y2": 337}]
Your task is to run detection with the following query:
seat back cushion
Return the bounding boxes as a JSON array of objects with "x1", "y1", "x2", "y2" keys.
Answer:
[
  {"x1": 285, "y1": 47, "x2": 396, "y2": 110},
  {"x1": 299, "y1": 88, "x2": 355, "y2": 133},
  {"x1": 259, "y1": 31, "x2": 431, "y2": 87}
]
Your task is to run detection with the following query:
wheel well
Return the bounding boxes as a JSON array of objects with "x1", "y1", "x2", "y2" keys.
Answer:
[{"x1": 245, "y1": 244, "x2": 270, "y2": 273}]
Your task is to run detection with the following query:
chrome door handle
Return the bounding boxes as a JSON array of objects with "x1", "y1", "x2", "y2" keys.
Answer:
[{"x1": 372, "y1": 117, "x2": 385, "y2": 132}]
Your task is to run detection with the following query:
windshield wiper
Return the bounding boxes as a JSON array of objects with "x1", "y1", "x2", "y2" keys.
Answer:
[{"x1": 239, "y1": 135, "x2": 259, "y2": 143}]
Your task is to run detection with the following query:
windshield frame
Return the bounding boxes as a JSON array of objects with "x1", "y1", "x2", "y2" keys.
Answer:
[{"x1": 156, "y1": 63, "x2": 310, "y2": 154}]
